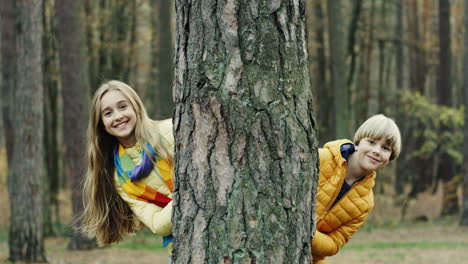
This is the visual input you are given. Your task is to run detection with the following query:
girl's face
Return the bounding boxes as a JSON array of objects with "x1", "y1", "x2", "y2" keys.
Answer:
[
  {"x1": 100, "y1": 90, "x2": 137, "y2": 148},
  {"x1": 355, "y1": 137, "x2": 391, "y2": 172}
]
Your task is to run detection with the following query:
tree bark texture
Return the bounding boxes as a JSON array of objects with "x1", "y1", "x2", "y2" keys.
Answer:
[
  {"x1": 327, "y1": 0, "x2": 349, "y2": 138},
  {"x1": 461, "y1": 0, "x2": 468, "y2": 225},
  {"x1": 0, "y1": 0, "x2": 15, "y2": 165},
  {"x1": 8, "y1": 0, "x2": 47, "y2": 262},
  {"x1": 55, "y1": 0, "x2": 97, "y2": 250},
  {"x1": 173, "y1": 0, "x2": 318, "y2": 263}
]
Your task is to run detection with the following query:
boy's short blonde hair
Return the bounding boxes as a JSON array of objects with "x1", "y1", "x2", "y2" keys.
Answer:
[{"x1": 353, "y1": 114, "x2": 402, "y2": 160}]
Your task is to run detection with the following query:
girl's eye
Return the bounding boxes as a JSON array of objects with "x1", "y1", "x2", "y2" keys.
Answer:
[
  {"x1": 104, "y1": 111, "x2": 111, "y2": 117},
  {"x1": 383, "y1": 146, "x2": 391, "y2": 151},
  {"x1": 367, "y1": 139, "x2": 375, "y2": 144},
  {"x1": 120, "y1": 104, "x2": 127, "y2": 109}
]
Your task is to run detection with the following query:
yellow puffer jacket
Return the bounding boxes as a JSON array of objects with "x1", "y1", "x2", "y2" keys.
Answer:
[
  {"x1": 115, "y1": 119, "x2": 174, "y2": 236},
  {"x1": 312, "y1": 140, "x2": 376, "y2": 264}
]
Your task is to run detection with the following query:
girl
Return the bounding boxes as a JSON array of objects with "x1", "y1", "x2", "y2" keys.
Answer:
[
  {"x1": 312, "y1": 114, "x2": 402, "y2": 263},
  {"x1": 81, "y1": 80, "x2": 174, "y2": 246}
]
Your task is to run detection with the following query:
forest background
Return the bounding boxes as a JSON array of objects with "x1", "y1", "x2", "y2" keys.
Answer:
[{"x1": 1, "y1": 0, "x2": 468, "y2": 263}]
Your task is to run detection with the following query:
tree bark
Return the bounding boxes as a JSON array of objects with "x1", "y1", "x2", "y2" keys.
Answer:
[
  {"x1": 172, "y1": 0, "x2": 318, "y2": 263},
  {"x1": 8, "y1": 0, "x2": 47, "y2": 262},
  {"x1": 461, "y1": 0, "x2": 468, "y2": 226},
  {"x1": 55, "y1": 0, "x2": 97, "y2": 249},
  {"x1": 0, "y1": 0, "x2": 15, "y2": 165},
  {"x1": 327, "y1": 0, "x2": 349, "y2": 138}
]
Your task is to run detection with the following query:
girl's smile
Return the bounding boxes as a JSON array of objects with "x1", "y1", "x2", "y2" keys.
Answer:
[{"x1": 100, "y1": 90, "x2": 137, "y2": 147}]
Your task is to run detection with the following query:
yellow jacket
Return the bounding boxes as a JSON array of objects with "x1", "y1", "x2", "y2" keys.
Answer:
[
  {"x1": 312, "y1": 140, "x2": 376, "y2": 264},
  {"x1": 114, "y1": 119, "x2": 174, "y2": 236}
]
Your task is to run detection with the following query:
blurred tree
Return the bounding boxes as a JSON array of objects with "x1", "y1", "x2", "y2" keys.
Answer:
[
  {"x1": 327, "y1": 0, "x2": 350, "y2": 138},
  {"x1": 308, "y1": 0, "x2": 333, "y2": 144},
  {"x1": 43, "y1": 0, "x2": 61, "y2": 237},
  {"x1": 172, "y1": 0, "x2": 318, "y2": 262},
  {"x1": 84, "y1": 0, "x2": 101, "y2": 91},
  {"x1": 437, "y1": 0, "x2": 458, "y2": 216},
  {"x1": 0, "y1": 0, "x2": 15, "y2": 164},
  {"x1": 55, "y1": 0, "x2": 97, "y2": 249},
  {"x1": 130, "y1": 0, "x2": 153, "y2": 113},
  {"x1": 8, "y1": 0, "x2": 47, "y2": 261},
  {"x1": 155, "y1": 0, "x2": 174, "y2": 119},
  {"x1": 461, "y1": 0, "x2": 468, "y2": 226},
  {"x1": 364, "y1": 0, "x2": 377, "y2": 117}
]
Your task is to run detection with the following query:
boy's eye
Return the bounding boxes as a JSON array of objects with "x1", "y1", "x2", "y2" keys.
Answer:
[{"x1": 367, "y1": 139, "x2": 375, "y2": 144}]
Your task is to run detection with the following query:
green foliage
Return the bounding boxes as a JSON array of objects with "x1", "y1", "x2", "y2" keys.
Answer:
[{"x1": 396, "y1": 91, "x2": 464, "y2": 193}]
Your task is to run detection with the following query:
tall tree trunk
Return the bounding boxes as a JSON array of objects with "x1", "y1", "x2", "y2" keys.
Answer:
[
  {"x1": 408, "y1": 0, "x2": 425, "y2": 94},
  {"x1": 55, "y1": 0, "x2": 97, "y2": 249},
  {"x1": 346, "y1": 0, "x2": 363, "y2": 89},
  {"x1": 394, "y1": 0, "x2": 405, "y2": 194},
  {"x1": 438, "y1": 0, "x2": 458, "y2": 216},
  {"x1": 84, "y1": 0, "x2": 101, "y2": 91},
  {"x1": 310, "y1": 0, "x2": 332, "y2": 143},
  {"x1": 365, "y1": 0, "x2": 378, "y2": 117},
  {"x1": 131, "y1": 0, "x2": 153, "y2": 114},
  {"x1": 157, "y1": 0, "x2": 175, "y2": 119},
  {"x1": 461, "y1": 0, "x2": 468, "y2": 226},
  {"x1": 328, "y1": 0, "x2": 349, "y2": 138},
  {"x1": 43, "y1": 0, "x2": 61, "y2": 237},
  {"x1": 8, "y1": 0, "x2": 47, "y2": 262},
  {"x1": 0, "y1": 0, "x2": 15, "y2": 165},
  {"x1": 172, "y1": 0, "x2": 318, "y2": 262}
]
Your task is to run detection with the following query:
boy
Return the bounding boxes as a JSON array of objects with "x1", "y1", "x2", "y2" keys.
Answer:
[{"x1": 311, "y1": 114, "x2": 401, "y2": 264}]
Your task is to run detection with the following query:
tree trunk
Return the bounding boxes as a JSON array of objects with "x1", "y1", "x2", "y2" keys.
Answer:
[
  {"x1": 437, "y1": 0, "x2": 458, "y2": 216},
  {"x1": 43, "y1": 0, "x2": 61, "y2": 237},
  {"x1": 0, "y1": 0, "x2": 15, "y2": 165},
  {"x1": 84, "y1": 0, "x2": 101, "y2": 91},
  {"x1": 172, "y1": 1, "x2": 318, "y2": 263},
  {"x1": 131, "y1": 0, "x2": 153, "y2": 114},
  {"x1": 408, "y1": 0, "x2": 425, "y2": 94},
  {"x1": 394, "y1": 0, "x2": 405, "y2": 194},
  {"x1": 310, "y1": 0, "x2": 333, "y2": 143},
  {"x1": 461, "y1": 0, "x2": 468, "y2": 226},
  {"x1": 8, "y1": 0, "x2": 47, "y2": 262},
  {"x1": 55, "y1": 0, "x2": 97, "y2": 249},
  {"x1": 328, "y1": 0, "x2": 349, "y2": 138},
  {"x1": 157, "y1": 0, "x2": 175, "y2": 119},
  {"x1": 365, "y1": 0, "x2": 377, "y2": 117}
]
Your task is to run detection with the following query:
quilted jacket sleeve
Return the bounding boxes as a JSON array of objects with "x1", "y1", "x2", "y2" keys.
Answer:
[
  {"x1": 312, "y1": 212, "x2": 368, "y2": 257},
  {"x1": 157, "y1": 119, "x2": 174, "y2": 154},
  {"x1": 116, "y1": 184, "x2": 173, "y2": 236}
]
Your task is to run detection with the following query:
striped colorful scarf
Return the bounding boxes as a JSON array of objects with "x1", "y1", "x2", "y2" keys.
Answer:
[{"x1": 114, "y1": 143, "x2": 174, "y2": 208}]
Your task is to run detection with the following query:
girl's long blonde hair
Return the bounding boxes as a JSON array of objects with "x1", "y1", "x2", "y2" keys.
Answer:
[{"x1": 81, "y1": 80, "x2": 172, "y2": 245}]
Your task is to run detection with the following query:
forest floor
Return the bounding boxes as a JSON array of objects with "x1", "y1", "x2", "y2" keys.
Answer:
[
  {"x1": 1, "y1": 219, "x2": 468, "y2": 264},
  {"x1": 1, "y1": 155, "x2": 468, "y2": 263}
]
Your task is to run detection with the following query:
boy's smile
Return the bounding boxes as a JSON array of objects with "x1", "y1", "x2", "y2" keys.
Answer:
[{"x1": 355, "y1": 137, "x2": 391, "y2": 173}]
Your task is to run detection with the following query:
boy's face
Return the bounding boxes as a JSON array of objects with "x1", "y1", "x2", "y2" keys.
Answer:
[{"x1": 355, "y1": 137, "x2": 391, "y2": 171}]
